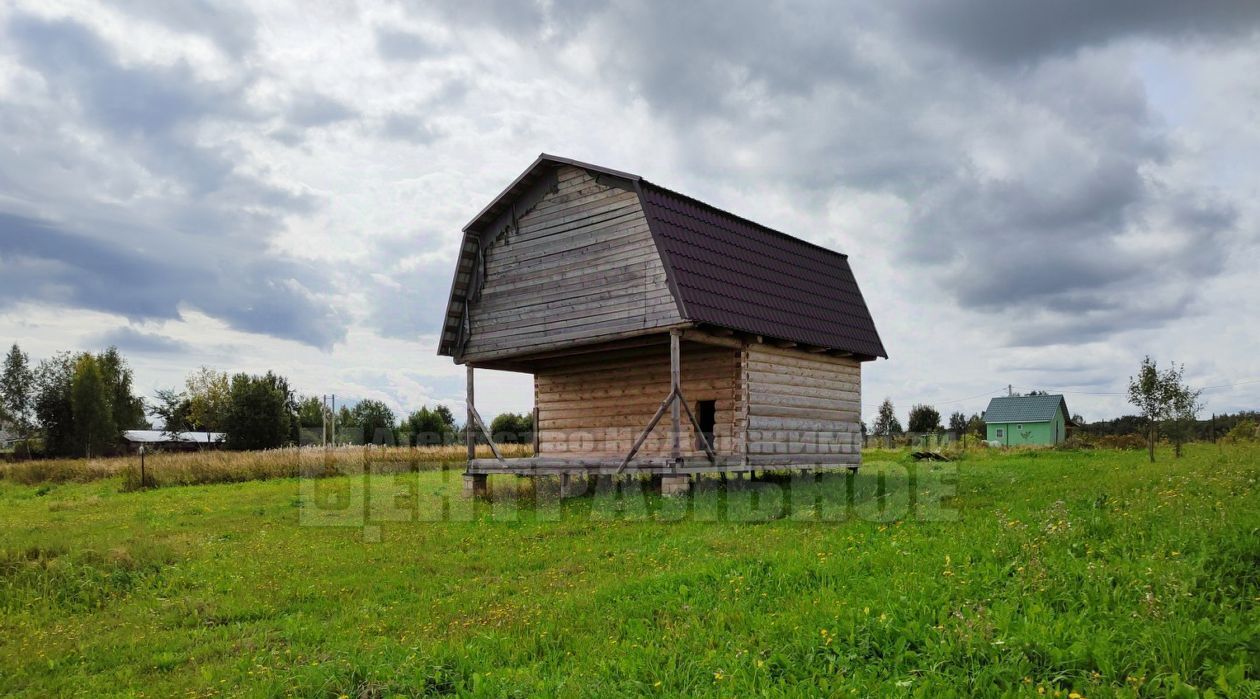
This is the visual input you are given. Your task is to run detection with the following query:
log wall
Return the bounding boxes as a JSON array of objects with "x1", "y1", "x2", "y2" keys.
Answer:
[
  {"x1": 462, "y1": 166, "x2": 682, "y2": 361},
  {"x1": 743, "y1": 343, "x2": 862, "y2": 465},
  {"x1": 533, "y1": 342, "x2": 742, "y2": 457}
]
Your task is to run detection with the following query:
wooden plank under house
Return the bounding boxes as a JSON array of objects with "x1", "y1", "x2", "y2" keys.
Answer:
[{"x1": 439, "y1": 155, "x2": 887, "y2": 495}]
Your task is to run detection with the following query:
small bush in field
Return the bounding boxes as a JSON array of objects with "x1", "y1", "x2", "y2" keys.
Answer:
[
  {"x1": 1055, "y1": 434, "x2": 1095, "y2": 450},
  {"x1": 1223, "y1": 419, "x2": 1257, "y2": 443},
  {"x1": 1094, "y1": 434, "x2": 1148, "y2": 450}
]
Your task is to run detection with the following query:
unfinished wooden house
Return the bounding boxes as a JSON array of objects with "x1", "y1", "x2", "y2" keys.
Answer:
[{"x1": 439, "y1": 155, "x2": 886, "y2": 494}]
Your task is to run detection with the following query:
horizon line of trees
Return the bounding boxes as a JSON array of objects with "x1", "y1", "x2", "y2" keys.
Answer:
[
  {"x1": 865, "y1": 357, "x2": 1247, "y2": 462},
  {"x1": 6, "y1": 344, "x2": 1253, "y2": 460},
  {"x1": 0, "y1": 343, "x2": 534, "y2": 459}
]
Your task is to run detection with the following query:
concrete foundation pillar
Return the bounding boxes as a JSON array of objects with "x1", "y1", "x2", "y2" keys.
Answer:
[
  {"x1": 660, "y1": 474, "x2": 692, "y2": 497},
  {"x1": 463, "y1": 473, "x2": 488, "y2": 498}
]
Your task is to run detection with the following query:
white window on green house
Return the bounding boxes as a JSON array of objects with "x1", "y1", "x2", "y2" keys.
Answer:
[{"x1": 996, "y1": 428, "x2": 1004, "y2": 438}]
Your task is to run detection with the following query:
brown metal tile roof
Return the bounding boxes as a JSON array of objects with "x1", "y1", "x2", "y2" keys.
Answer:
[{"x1": 639, "y1": 182, "x2": 887, "y2": 359}]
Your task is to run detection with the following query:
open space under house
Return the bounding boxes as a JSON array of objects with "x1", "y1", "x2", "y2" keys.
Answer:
[{"x1": 439, "y1": 155, "x2": 886, "y2": 495}]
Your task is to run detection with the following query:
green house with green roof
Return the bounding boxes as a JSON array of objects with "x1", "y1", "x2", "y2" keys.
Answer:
[{"x1": 983, "y1": 394, "x2": 1073, "y2": 446}]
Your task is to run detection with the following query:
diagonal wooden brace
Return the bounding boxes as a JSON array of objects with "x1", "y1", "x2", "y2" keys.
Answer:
[
  {"x1": 616, "y1": 387, "x2": 678, "y2": 473},
  {"x1": 677, "y1": 388, "x2": 717, "y2": 464},
  {"x1": 468, "y1": 405, "x2": 505, "y2": 462}
]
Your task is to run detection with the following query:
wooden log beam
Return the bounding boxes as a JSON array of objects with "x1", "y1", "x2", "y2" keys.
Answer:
[
  {"x1": 461, "y1": 322, "x2": 692, "y2": 366},
  {"x1": 681, "y1": 328, "x2": 744, "y2": 349},
  {"x1": 468, "y1": 456, "x2": 857, "y2": 474}
]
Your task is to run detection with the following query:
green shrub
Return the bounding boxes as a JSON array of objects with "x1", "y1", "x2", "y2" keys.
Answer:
[
  {"x1": 1223, "y1": 419, "x2": 1257, "y2": 444},
  {"x1": 1055, "y1": 434, "x2": 1095, "y2": 450},
  {"x1": 1094, "y1": 433, "x2": 1148, "y2": 450}
]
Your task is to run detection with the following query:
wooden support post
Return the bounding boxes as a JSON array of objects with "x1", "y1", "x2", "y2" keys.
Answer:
[
  {"x1": 466, "y1": 365, "x2": 475, "y2": 463},
  {"x1": 670, "y1": 329, "x2": 681, "y2": 467},
  {"x1": 532, "y1": 406, "x2": 540, "y2": 455}
]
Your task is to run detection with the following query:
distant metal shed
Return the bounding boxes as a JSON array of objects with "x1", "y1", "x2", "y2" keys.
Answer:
[{"x1": 122, "y1": 430, "x2": 225, "y2": 452}]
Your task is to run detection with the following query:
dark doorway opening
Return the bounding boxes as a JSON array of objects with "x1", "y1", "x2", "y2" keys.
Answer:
[{"x1": 696, "y1": 400, "x2": 716, "y2": 450}]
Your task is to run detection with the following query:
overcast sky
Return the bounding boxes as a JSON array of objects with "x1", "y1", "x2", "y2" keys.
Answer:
[{"x1": 2, "y1": 0, "x2": 1258, "y2": 425}]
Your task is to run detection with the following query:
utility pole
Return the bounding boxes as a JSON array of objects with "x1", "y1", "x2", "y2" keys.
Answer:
[
  {"x1": 321, "y1": 394, "x2": 327, "y2": 447},
  {"x1": 331, "y1": 394, "x2": 337, "y2": 447}
]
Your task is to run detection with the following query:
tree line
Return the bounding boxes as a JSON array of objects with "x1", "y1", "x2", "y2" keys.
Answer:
[
  {"x1": 867, "y1": 399, "x2": 987, "y2": 438},
  {"x1": 0, "y1": 343, "x2": 535, "y2": 458},
  {"x1": 0, "y1": 344, "x2": 145, "y2": 458}
]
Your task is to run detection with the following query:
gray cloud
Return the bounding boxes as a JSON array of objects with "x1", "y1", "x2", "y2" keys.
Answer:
[
  {"x1": 0, "y1": 213, "x2": 186, "y2": 319},
  {"x1": 0, "y1": 13, "x2": 347, "y2": 349},
  {"x1": 7, "y1": 14, "x2": 260, "y2": 197},
  {"x1": 360, "y1": 233, "x2": 458, "y2": 341},
  {"x1": 375, "y1": 28, "x2": 438, "y2": 62},
  {"x1": 903, "y1": 0, "x2": 1260, "y2": 66},
  {"x1": 9, "y1": 15, "x2": 252, "y2": 137},
  {"x1": 379, "y1": 113, "x2": 440, "y2": 144},
  {"x1": 111, "y1": 0, "x2": 259, "y2": 58},
  {"x1": 286, "y1": 91, "x2": 357, "y2": 127},
  {"x1": 0, "y1": 212, "x2": 346, "y2": 348},
  {"x1": 92, "y1": 327, "x2": 191, "y2": 355}
]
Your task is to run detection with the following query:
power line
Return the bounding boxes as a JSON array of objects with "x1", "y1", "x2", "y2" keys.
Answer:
[
  {"x1": 863, "y1": 386, "x2": 1007, "y2": 410},
  {"x1": 1026, "y1": 387, "x2": 1124, "y2": 396},
  {"x1": 936, "y1": 387, "x2": 1011, "y2": 405},
  {"x1": 1200, "y1": 378, "x2": 1260, "y2": 391}
]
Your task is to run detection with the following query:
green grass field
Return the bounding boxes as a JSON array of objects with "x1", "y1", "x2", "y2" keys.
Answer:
[{"x1": 2, "y1": 445, "x2": 1257, "y2": 697}]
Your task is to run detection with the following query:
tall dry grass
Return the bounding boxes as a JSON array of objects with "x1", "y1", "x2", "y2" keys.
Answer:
[{"x1": 0, "y1": 444, "x2": 533, "y2": 490}]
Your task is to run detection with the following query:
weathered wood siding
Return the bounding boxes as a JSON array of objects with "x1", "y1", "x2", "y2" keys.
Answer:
[
  {"x1": 743, "y1": 344, "x2": 862, "y2": 465},
  {"x1": 462, "y1": 166, "x2": 681, "y2": 361},
  {"x1": 534, "y1": 343, "x2": 742, "y2": 457}
]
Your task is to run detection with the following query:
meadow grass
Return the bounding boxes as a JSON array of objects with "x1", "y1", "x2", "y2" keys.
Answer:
[
  {"x1": 0, "y1": 444, "x2": 1256, "y2": 697},
  {"x1": 0, "y1": 444, "x2": 531, "y2": 489}
]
